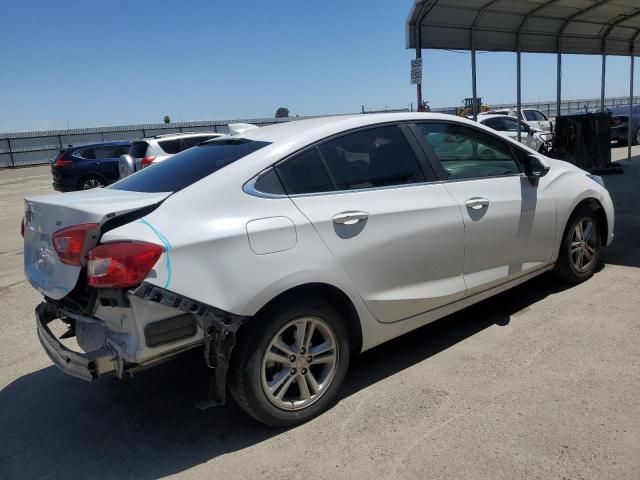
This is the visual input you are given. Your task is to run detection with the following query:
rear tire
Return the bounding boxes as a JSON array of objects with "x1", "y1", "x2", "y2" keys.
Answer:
[
  {"x1": 229, "y1": 297, "x2": 350, "y2": 427},
  {"x1": 553, "y1": 207, "x2": 601, "y2": 283},
  {"x1": 78, "y1": 175, "x2": 105, "y2": 190},
  {"x1": 634, "y1": 127, "x2": 640, "y2": 146}
]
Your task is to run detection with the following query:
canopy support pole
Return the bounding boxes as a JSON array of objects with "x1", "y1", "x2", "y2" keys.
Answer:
[
  {"x1": 628, "y1": 53, "x2": 634, "y2": 163},
  {"x1": 556, "y1": 53, "x2": 562, "y2": 119},
  {"x1": 415, "y1": 24, "x2": 423, "y2": 111},
  {"x1": 517, "y1": 50, "x2": 522, "y2": 142},
  {"x1": 471, "y1": 47, "x2": 478, "y2": 121},
  {"x1": 601, "y1": 54, "x2": 607, "y2": 111}
]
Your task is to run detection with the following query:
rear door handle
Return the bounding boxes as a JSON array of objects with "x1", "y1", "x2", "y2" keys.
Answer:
[
  {"x1": 465, "y1": 197, "x2": 490, "y2": 210},
  {"x1": 332, "y1": 211, "x2": 369, "y2": 225}
]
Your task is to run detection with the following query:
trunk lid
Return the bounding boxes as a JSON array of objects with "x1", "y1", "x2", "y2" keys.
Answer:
[{"x1": 24, "y1": 188, "x2": 171, "y2": 299}]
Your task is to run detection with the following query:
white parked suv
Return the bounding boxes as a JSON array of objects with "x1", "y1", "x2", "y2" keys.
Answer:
[
  {"x1": 118, "y1": 132, "x2": 223, "y2": 178},
  {"x1": 24, "y1": 113, "x2": 614, "y2": 426}
]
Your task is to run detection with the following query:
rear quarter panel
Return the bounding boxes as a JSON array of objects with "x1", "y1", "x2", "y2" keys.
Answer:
[{"x1": 101, "y1": 166, "x2": 382, "y2": 346}]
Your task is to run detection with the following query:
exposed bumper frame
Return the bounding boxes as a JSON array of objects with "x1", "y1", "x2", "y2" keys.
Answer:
[
  {"x1": 133, "y1": 283, "x2": 248, "y2": 408},
  {"x1": 35, "y1": 302, "x2": 118, "y2": 381}
]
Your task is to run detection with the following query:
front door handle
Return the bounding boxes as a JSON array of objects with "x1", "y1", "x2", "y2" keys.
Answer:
[
  {"x1": 465, "y1": 197, "x2": 490, "y2": 210},
  {"x1": 332, "y1": 211, "x2": 369, "y2": 225}
]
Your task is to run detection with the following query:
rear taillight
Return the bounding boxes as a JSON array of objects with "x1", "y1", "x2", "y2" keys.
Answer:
[
  {"x1": 141, "y1": 156, "x2": 156, "y2": 168},
  {"x1": 87, "y1": 242, "x2": 163, "y2": 288},
  {"x1": 53, "y1": 152, "x2": 73, "y2": 168},
  {"x1": 52, "y1": 223, "x2": 100, "y2": 266}
]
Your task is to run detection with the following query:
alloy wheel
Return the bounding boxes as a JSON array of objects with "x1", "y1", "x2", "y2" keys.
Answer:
[
  {"x1": 83, "y1": 178, "x2": 103, "y2": 189},
  {"x1": 261, "y1": 316, "x2": 338, "y2": 411},
  {"x1": 569, "y1": 218, "x2": 597, "y2": 273}
]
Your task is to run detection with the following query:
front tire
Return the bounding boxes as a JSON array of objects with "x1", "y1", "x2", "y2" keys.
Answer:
[
  {"x1": 229, "y1": 297, "x2": 350, "y2": 427},
  {"x1": 553, "y1": 207, "x2": 601, "y2": 283}
]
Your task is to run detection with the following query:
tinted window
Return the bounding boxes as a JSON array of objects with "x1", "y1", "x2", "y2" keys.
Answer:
[
  {"x1": 276, "y1": 149, "x2": 334, "y2": 195},
  {"x1": 482, "y1": 117, "x2": 506, "y2": 131},
  {"x1": 158, "y1": 139, "x2": 182, "y2": 154},
  {"x1": 111, "y1": 139, "x2": 270, "y2": 193},
  {"x1": 93, "y1": 145, "x2": 129, "y2": 159},
  {"x1": 182, "y1": 135, "x2": 216, "y2": 150},
  {"x1": 416, "y1": 123, "x2": 520, "y2": 180},
  {"x1": 73, "y1": 148, "x2": 95, "y2": 160},
  {"x1": 502, "y1": 117, "x2": 522, "y2": 132},
  {"x1": 129, "y1": 141, "x2": 149, "y2": 158},
  {"x1": 317, "y1": 125, "x2": 425, "y2": 190},
  {"x1": 253, "y1": 168, "x2": 285, "y2": 195},
  {"x1": 524, "y1": 110, "x2": 547, "y2": 121}
]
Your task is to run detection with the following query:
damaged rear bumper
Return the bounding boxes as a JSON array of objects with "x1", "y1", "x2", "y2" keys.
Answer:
[{"x1": 36, "y1": 302, "x2": 118, "y2": 381}]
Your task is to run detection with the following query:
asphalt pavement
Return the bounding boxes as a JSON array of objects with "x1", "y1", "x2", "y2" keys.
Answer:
[{"x1": 0, "y1": 149, "x2": 639, "y2": 479}]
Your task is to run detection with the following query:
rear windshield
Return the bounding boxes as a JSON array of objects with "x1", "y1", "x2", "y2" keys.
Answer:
[
  {"x1": 110, "y1": 138, "x2": 270, "y2": 193},
  {"x1": 129, "y1": 141, "x2": 149, "y2": 158}
]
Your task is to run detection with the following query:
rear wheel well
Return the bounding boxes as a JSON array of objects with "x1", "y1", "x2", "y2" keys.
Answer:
[
  {"x1": 572, "y1": 198, "x2": 607, "y2": 241},
  {"x1": 246, "y1": 283, "x2": 363, "y2": 353}
]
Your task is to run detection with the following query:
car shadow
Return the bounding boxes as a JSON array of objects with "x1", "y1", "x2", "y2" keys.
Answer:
[
  {"x1": 0, "y1": 273, "x2": 573, "y2": 480},
  {"x1": 599, "y1": 160, "x2": 640, "y2": 268}
]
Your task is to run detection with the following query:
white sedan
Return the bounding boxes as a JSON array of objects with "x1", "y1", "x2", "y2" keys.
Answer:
[
  {"x1": 477, "y1": 114, "x2": 550, "y2": 152},
  {"x1": 23, "y1": 113, "x2": 614, "y2": 426},
  {"x1": 484, "y1": 107, "x2": 554, "y2": 132}
]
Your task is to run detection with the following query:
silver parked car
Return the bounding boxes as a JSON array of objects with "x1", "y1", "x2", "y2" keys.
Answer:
[
  {"x1": 118, "y1": 132, "x2": 223, "y2": 178},
  {"x1": 24, "y1": 113, "x2": 614, "y2": 426}
]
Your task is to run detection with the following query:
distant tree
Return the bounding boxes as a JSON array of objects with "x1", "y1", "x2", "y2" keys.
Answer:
[
  {"x1": 163, "y1": 115, "x2": 171, "y2": 124},
  {"x1": 275, "y1": 107, "x2": 290, "y2": 118}
]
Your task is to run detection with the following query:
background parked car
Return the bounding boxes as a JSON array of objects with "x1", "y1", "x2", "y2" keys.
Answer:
[
  {"x1": 118, "y1": 132, "x2": 222, "y2": 178},
  {"x1": 51, "y1": 141, "x2": 131, "y2": 191},
  {"x1": 481, "y1": 108, "x2": 553, "y2": 132},
  {"x1": 609, "y1": 105, "x2": 640, "y2": 145},
  {"x1": 476, "y1": 114, "x2": 550, "y2": 152}
]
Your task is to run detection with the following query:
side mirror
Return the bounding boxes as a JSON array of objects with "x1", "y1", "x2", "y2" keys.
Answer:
[{"x1": 523, "y1": 154, "x2": 550, "y2": 185}]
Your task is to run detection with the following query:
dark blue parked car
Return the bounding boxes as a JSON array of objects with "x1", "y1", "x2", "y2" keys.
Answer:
[
  {"x1": 51, "y1": 141, "x2": 131, "y2": 191},
  {"x1": 609, "y1": 105, "x2": 640, "y2": 145}
]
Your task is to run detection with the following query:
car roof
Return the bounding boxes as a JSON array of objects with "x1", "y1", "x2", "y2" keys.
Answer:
[
  {"x1": 238, "y1": 113, "x2": 480, "y2": 144},
  {"x1": 144, "y1": 132, "x2": 222, "y2": 141},
  {"x1": 69, "y1": 140, "x2": 131, "y2": 150},
  {"x1": 476, "y1": 114, "x2": 519, "y2": 122}
]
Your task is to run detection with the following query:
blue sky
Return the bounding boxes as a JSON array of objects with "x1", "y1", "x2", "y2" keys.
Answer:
[{"x1": 0, "y1": 0, "x2": 637, "y2": 132}]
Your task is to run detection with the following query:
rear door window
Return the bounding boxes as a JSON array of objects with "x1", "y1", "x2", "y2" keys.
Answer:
[
  {"x1": 93, "y1": 145, "x2": 128, "y2": 159},
  {"x1": 158, "y1": 139, "x2": 182, "y2": 154},
  {"x1": 111, "y1": 139, "x2": 270, "y2": 193},
  {"x1": 482, "y1": 117, "x2": 506, "y2": 131},
  {"x1": 73, "y1": 148, "x2": 95, "y2": 160},
  {"x1": 317, "y1": 125, "x2": 425, "y2": 190}
]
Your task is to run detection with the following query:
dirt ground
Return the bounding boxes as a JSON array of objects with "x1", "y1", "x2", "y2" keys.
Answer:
[{"x1": 1, "y1": 147, "x2": 639, "y2": 479}]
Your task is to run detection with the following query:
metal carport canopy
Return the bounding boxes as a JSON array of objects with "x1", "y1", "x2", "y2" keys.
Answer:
[
  {"x1": 406, "y1": 0, "x2": 640, "y2": 55},
  {"x1": 406, "y1": 0, "x2": 640, "y2": 163}
]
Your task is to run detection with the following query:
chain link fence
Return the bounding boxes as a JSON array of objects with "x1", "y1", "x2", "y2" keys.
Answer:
[
  {"x1": 2, "y1": 95, "x2": 640, "y2": 168},
  {"x1": 0, "y1": 114, "x2": 352, "y2": 168}
]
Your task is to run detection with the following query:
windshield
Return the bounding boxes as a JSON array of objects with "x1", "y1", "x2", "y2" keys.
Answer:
[{"x1": 110, "y1": 138, "x2": 270, "y2": 193}]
